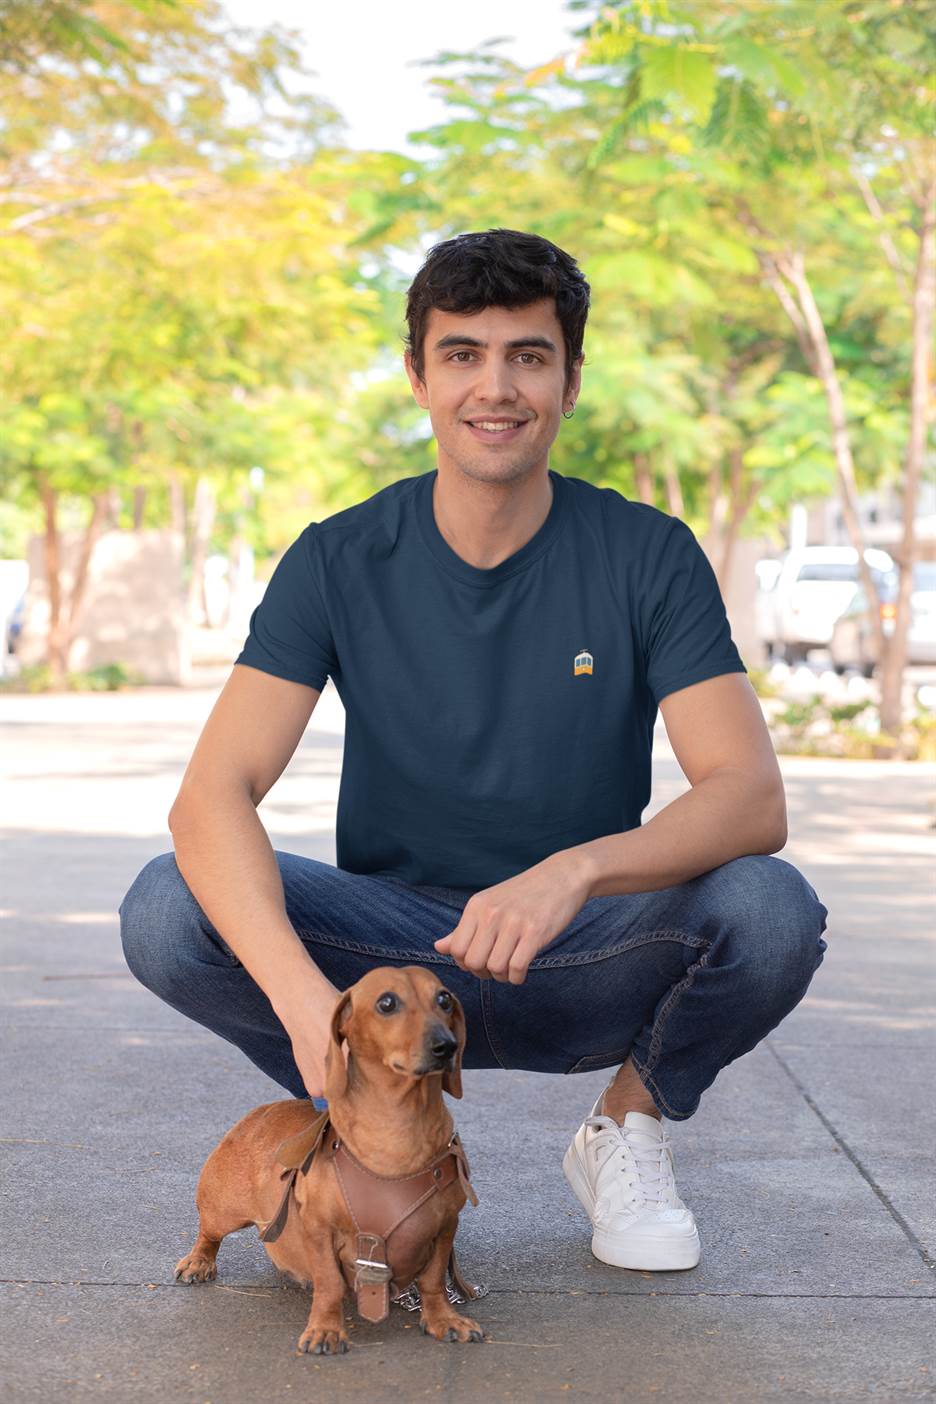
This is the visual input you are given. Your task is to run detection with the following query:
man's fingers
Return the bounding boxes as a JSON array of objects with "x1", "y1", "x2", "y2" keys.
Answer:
[
  {"x1": 436, "y1": 916, "x2": 478, "y2": 962},
  {"x1": 485, "y1": 928, "x2": 526, "y2": 982},
  {"x1": 460, "y1": 926, "x2": 499, "y2": 975},
  {"x1": 508, "y1": 934, "x2": 541, "y2": 984}
]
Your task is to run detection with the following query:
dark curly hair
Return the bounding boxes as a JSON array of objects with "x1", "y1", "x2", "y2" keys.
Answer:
[{"x1": 404, "y1": 228, "x2": 590, "y2": 392}]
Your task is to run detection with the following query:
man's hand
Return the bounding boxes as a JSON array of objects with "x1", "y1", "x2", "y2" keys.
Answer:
[
  {"x1": 274, "y1": 978, "x2": 342, "y2": 1099},
  {"x1": 433, "y1": 851, "x2": 594, "y2": 985}
]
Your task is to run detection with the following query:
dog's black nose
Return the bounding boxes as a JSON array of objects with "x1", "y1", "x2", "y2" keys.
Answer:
[{"x1": 428, "y1": 1025, "x2": 458, "y2": 1063}]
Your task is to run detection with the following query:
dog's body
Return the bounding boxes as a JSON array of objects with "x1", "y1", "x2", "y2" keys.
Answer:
[{"x1": 174, "y1": 966, "x2": 486, "y2": 1355}]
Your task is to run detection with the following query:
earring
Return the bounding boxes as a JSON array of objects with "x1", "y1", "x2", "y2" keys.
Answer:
[{"x1": 562, "y1": 405, "x2": 575, "y2": 419}]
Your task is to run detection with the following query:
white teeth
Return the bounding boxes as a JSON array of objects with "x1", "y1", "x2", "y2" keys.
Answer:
[{"x1": 471, "y1": 421, "x2": 522, "y2": 432}]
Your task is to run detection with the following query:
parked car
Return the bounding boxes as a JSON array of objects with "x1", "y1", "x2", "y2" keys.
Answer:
[
  {"x1": 829, "y1": 560, "x2": 936, "y2": 675},
  {"x1": 756, "y1": 546, "x2": 895, "y2": 665}
]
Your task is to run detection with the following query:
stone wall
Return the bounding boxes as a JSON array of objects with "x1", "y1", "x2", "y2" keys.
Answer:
[{"x1": 17, "y1": 529, "x2": 192, "y2": 685}]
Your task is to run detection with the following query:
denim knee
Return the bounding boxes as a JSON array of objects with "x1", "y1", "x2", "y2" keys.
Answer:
[
  {"x1": 714, "y1": 854, "x2": 829, "y2": 1002},
  {"x1": 118, "y1": 851, "x2": 225, "y2": 1001}
]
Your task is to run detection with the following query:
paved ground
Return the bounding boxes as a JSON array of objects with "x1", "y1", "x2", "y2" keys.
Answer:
[{"x1": 2, "y1": 680, "x2": 935, "y2": 1402}]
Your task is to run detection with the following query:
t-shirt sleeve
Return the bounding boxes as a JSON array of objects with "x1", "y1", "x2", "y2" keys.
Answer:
[
  {"x1": 641, "y1": 517, "x2": 747, "y2": 706},
  {"x1": 233, "y1": 524, "x2": 337, "y2": 690}
]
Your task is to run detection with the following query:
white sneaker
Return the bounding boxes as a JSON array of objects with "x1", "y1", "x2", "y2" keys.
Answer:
[{"x1": 562, "y1": 1095, "x2": 702, "y2": 1271}]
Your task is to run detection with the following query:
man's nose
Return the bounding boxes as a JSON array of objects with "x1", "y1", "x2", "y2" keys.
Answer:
[{"x1": 473, "y1": 358, "x2": 518, "y2": 402}]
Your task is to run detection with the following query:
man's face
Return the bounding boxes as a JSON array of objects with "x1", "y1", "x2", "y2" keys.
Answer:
[{"x1": 404, "y1": 299, "x2": 582, "y2": 485}]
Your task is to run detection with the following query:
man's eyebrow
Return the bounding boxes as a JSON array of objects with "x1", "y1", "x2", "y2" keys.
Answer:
[{"x1": 433, "y1": 333, "x2": 558, "y2": 354}]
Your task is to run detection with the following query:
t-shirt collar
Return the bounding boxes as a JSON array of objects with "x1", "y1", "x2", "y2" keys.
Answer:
[{"x1": 416, "y1": 467, "x2": 567, "y2": 588}]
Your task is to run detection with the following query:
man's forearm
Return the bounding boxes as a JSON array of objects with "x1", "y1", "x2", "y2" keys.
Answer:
[
  {"x1": 564, "y1": 768, "x2": 788, "y2": 899},
  {"x1": 168, "y1": 786, "x2": 336, "y2": 1017}
]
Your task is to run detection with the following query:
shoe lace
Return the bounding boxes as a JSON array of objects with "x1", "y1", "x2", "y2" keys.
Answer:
[{"x1": 583, "y1": 1115, "x2": 673, "y2": 1207}]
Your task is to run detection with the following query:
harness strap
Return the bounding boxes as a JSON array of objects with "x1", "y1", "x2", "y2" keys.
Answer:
[
  {"x1": 257, "y1": 1113, "x2": 480, "y2": 1324},
  {"x1": 258, "y1": 1107, "x2": 330, "y2": 1245}
]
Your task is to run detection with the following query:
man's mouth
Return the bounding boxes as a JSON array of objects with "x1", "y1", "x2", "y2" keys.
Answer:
[{"x1": 464, "y1": 418, "x2": 528, "y2": 442}]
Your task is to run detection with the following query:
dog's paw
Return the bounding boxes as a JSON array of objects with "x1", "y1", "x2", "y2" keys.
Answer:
[
  {"x1": 173, "y1": 1252, "x2": 217, "y2": 1283},
  {"x1": 297, "y1": 1324, "x2": 351, "y2": 1356},
  {"x1": 418, "y1": 1312, "x2": 485, "y2": 1343}
]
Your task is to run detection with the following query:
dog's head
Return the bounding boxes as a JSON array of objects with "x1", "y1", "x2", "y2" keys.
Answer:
[{"x1": 324, "y1": 965, "x2": 466, "y2": 1103}]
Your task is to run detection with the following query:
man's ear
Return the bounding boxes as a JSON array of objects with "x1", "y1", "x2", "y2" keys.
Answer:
[
  {"x1": 324, "y1": 989, "x2": 353, "y2": 1103},
  {"x1": 442, "y1": 994, "x2": 466, "y2": 1100},
  {"x1": 403, "y1": 349, "x2": 429, "y2": 409}
]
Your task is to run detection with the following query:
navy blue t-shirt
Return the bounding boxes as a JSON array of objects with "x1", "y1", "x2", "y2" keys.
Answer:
[{"x1": 235, "y1": 468, "x2": 746, "y2": 889}]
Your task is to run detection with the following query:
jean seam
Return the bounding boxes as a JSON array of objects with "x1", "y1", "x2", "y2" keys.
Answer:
[
  {"x1": 629, "y1": 1051, "x2": 686, "y2": 1119},
  {"x1": 568, "y1": 1043, "x2": 634, "y2": 1073},
  {"x1": 480, "y1": 982, "x2": 509, "y2": 1070},
  {"x1": 292, "y1": 928, "x2": 456, "y2": 965},
  {"x1": 529, "y1": 929, "x2": 708, "y2": 970},
  {"x1": 629, "y1": 943, "x2": 713, "y2": 1117},
  {"x1": 290, "y1": 926, "x2": 705, "y2": 968}
]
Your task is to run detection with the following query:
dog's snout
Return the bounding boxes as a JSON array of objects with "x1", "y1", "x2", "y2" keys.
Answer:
[{"x1": 428, "y1": 1024, "x2": 458, "y2": 1063}]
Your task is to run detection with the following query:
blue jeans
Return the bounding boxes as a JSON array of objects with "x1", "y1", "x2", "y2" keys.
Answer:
[{"x1": 118, "y1": 851, "x2": 829, "y2": 1121}]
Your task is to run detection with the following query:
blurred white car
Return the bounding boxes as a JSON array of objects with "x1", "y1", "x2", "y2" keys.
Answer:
[
  {"x1": 756, "y1": 545, "x2": 895, "y2": 665},
  {"x1": 829, "y1": 560, "x2": 936, "y2": 675}
]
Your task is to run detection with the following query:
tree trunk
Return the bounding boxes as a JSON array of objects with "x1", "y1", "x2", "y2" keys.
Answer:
[
  {"x1": 707, "y1": 446, "x2": 762, "y2": 597},
  {"x1": 663, "y1": 459, "x2": 684, "y2": 518},
  {"x1": 40, "y1": 479, "x2": 66, "y2": 685},
  {"x1": 132, "y1": 485, "x2": 147, "y2": 530},
  {"x1": 633, "y1": 452, "x2": 655, "y2": 505},
  {"x1": 776, "y1": 250, "x2": 886, "y2": 652},
  {"x1": 738, "y1": 205, "x2": 891, "y2": 690},
  {"x1": 878, "y1": 168, "x2": 935, "y2": 743},
  {"x1": 39, "y1": 482, "x2": 108, "y2": 686}
]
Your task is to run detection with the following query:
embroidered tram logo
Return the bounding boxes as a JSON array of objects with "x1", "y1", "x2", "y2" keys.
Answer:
[{"x1": 573, "y1": 649, "x2": 594, "y2": 676}]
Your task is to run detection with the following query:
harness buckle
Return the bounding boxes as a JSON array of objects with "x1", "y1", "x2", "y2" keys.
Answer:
[
  {"x1": 355, "y1": 1232, "x2": 392, "y2": 1285},
  {"x1": 354, "y1": 1256, "x2": 393, "y2": 1284}
]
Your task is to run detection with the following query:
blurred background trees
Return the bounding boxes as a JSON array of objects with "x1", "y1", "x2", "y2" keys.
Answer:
[{"x1": 0, "y1": 0, "x2": 931, "y2": 738}]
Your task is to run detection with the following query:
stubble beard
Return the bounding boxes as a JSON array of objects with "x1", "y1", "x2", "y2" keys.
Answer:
[{"x1": 440, "y1": 421, "x2": 548, "y2": 486}]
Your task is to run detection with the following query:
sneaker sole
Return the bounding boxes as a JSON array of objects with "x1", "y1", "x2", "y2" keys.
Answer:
[{"x1": 562, "y1": 1143, "x2": 702, "y2": 1272}]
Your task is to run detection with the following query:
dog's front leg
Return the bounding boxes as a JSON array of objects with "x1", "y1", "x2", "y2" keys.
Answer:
[
  {"x1": 297, "y1": 1231, "x2": 351, "y2": 1357},
  {"x1": 416, "y1": 1220, "x2": 485, "y2": 1344}
]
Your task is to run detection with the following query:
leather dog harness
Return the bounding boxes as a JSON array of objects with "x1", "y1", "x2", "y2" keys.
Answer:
[{"x1": 259, "y1": 1109, "x2": 480, "y2": 1323}]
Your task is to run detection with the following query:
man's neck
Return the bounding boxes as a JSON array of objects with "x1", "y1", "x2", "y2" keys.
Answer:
[{"x1": 432, "y1": 463, "x2": 554, "y2": 571}]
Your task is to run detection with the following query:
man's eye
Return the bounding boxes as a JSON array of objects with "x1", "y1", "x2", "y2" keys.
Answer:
[
  {"x1": 376, "y1": 992, "x2": 399, "y2": 1013},
  {"x1": 450, "y1": 351, "x2": 474, "y2": 362},
  {"x1": 516, "y1": 353, "x2": 540, "y2": 364}
]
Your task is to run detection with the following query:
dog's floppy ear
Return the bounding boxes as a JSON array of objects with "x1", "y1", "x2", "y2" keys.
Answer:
[
  {"x1": 442, "y1": 992, "x2": 466, "y2": 1100},
  {"x1": 323, "y1": 988, "x2": 353, "y2": 1104}
]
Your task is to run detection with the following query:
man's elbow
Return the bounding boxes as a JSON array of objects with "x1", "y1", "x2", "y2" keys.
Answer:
[
  {"x1": 760, "y1": 782, "x2": 788, "y2": 853},
  {"x1": 168, "y1": 788, "x2": 198, "y2": 833}
]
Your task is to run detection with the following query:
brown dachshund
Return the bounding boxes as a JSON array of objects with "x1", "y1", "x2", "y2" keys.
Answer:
[{"x1": 173, "y1": 965, "x2": 486, "y2": 1355}]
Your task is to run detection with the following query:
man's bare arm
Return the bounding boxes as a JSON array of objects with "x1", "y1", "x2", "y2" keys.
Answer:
[
  {"x1": 571, "y1": 673, "x2": 787, "y2": 898},
  {"x1": 167, "y1": 664, "x2": 338, "y2": 1093}
]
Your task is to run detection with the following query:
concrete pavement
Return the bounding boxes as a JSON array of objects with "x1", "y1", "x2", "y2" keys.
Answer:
[{"x1": 1, "y1": 680, "x2": 934, "y2": 1401}]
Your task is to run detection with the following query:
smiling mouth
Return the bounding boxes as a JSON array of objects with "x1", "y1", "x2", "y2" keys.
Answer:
[
  {"x1": 465, "y1": 418, "x2": 526, "y2": 431},
  {"x1": 467, "y1": 417, "x2": 524, "y2": 427},
  {"x1": 464, "y1": 418, "x2": 529, "y2": 441}
]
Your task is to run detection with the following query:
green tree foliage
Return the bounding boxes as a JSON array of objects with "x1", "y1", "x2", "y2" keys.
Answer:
[
  {"x1": 0, "y1": 0, "x2": 394, "y2": 675},
  {"x1": 368, "y1": 0, "x2": 931, "y2": 741}
]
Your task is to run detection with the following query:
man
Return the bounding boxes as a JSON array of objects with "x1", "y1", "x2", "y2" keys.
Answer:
[{"x1": 120, "y1": 228, "x2": 828, "y2": 1275}]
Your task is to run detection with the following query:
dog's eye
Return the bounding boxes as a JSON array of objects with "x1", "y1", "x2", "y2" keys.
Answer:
[
  {"x1": 436, "y1": 990, "x2": 453, "y2": 1011},
  {"x1": 376, "y1": 992, "x2": 399, "y2": 1014}
]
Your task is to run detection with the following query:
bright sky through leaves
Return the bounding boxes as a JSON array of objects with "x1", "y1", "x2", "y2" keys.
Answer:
[{"x1": 222, "y1": 0, "x2": 581, "y2": 155}]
